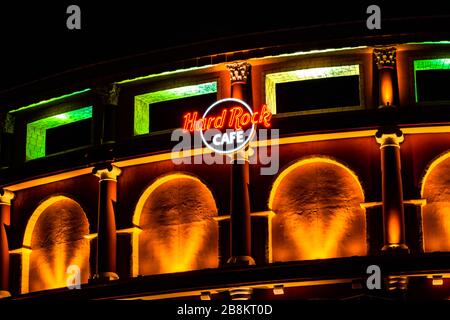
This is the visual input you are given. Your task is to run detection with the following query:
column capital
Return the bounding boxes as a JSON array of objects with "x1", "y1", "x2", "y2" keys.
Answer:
[
  {"x1": 375, "y1": 130, "x2": 404, "y2": 148},
  {"x1": 0, "y1": 189, "x2": 14, "y2": 205},
  {"x1": 226, "y1": 61, "x2": 251, "y2": 85},
  {"x1": 93, "y1": 164, "x2": 121, "y2": 181},
  {"x1": 95, "y1": 83, "x2": 120, "y2": 106},
  {"x1": 373, "y1": 47, "x2": 397, "y2": 69}
]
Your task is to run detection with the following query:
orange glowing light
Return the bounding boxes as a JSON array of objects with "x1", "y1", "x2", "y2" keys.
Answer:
[
  {"x1": 380, "y1": 69, "x2": 394, "y2": 106},
  {"x1": 133, "y1": 174, "x2": 218, "y2": 277},
  {"x1": 111, "y1": 126, "x2": 450, "y2": 168},
  {"x1": 432, "y1": 276, "x2": 444, "y2": 286},
  {"x1": 29, "y1": 240, "x2": 89, "y2": 292},
  {"x1": 5, "y1": 127, "x2": 450, "y2": 192},
  {"x1": 23, "y1": 196, "x2": 90, "y2": 293},
  {"x1": 386, "y1": 210, "x2": 402, "y2": 245},
  {"x1": 269, "y1": 157, "x2": 365, "y2": 208},
  {"x1": 269, "y1": 157, "x2": 366, "y2": 261},
  {"x1": 421, "y1": 151, "x2": 450, "y2": 253}
]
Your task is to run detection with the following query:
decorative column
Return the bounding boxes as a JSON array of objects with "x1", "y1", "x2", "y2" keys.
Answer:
[
  {"x1": 0, "y1": 189, "x2": 14, "y2": 297},
  {"x1": 0, "y1": 113, "x2": 14, "y2": 168},
  {"x1": 226, "y1": 62, "x2": 255, "y2": 266},
  {"x1": 375, "y1": 130, "x2": 408, "y2": 253},
  {"x1": 374, "y1": 47, "x2": 397, "y2": 107},
  {"x1": 94, "y1": 84, "x2": 120, "y2": 145},
  {"x1": 93, "y1": 164, "x2": 121, "y2": 281}
]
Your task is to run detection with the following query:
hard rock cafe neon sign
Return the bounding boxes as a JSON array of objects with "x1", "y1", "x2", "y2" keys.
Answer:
[{"x1": 182, "y1": 98, "x2": 272, "y2": 154}]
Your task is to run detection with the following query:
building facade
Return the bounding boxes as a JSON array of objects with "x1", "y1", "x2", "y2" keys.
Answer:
[{"x1": 1, "y1": 22, "x2": 450, "y2": 300}]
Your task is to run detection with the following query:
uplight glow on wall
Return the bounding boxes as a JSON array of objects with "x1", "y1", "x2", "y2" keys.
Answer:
[
  {"x1": 265, "y1": 65, "x2": 360, "y2": 114},
  {"x1": 133, "y1": 174, "x2": 218, "y2": 276},
  {"x1": 269, "y1": 157, "x2": 366, "y2": 261},
  {"x1": 26, "y1": 106, "x2": 92, "y2": 161},
  {"x1": 414, "y1": 58, "x2": 450, "y2": 102},
  {"x1": 134, "y1": 82, "x2": 217, "y2": 135}
]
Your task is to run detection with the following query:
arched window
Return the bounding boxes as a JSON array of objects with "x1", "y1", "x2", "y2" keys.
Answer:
[
  {"x1": 269, "y1": 157, "x2": 366, "y2": 262},
  {"x1": 421, "y1": 152, "x2": 450, "y2": 252},
  {"x1": 24, "y1": 196, "x2": 90, "y2": 292},
  {"x1": 133, "y1": 173, "x2": 218, "y2": 276}
]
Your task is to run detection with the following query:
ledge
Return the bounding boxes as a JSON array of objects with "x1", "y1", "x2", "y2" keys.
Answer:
[{"x1": 10, "y1": 252, "x2": 450, "y2": 300}]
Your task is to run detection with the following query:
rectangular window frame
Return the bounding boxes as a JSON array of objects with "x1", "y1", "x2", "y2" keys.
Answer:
[
  {"x1": 265, "y1": 64, "x2": 363, "y2": 117},
  {"x1": 133, "y1": 81, "x2": 218, "y2": 136},
  {"x1": 413, "y1": 58, "x2": 450, "y2": 104},
  {"x1": 25, "y1": 106, "x2": 93, "y2": 161}
]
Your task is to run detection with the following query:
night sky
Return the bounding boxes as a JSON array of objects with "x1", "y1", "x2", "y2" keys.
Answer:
[{"x1": 0, "y1": 1, "x2": 449, "y2": 93}]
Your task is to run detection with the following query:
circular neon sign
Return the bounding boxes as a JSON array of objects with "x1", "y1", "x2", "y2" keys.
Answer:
[
  {"x1": 182, "y1": 98, "x2": 272, "y2": 155},
  {"x1": 200, "y1": 98, "x2": 255, "y2": 154}
]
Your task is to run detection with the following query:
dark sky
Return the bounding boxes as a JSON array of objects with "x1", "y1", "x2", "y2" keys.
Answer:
[{"x1": 0, "y1": 1, "x2": 449, "y2": 92}]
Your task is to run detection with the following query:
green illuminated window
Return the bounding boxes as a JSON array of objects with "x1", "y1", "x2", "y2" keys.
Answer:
[
  {"x1": 265, "y1": 65, "x2": 360, "y2": 114},
  {"x1": 134, "y1": 81, "x2": 217, "y2": 135},
  {"x1": 414, "y1": 58, "x2": 450, "y2": 103},
  {"x1": 26, "y1": 106, "x2": 92, "y2": 161}
]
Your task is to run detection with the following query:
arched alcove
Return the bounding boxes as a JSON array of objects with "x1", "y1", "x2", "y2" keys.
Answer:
[
  {"x1": 134, "y1": 173, "x2": 218, "y2": 275},
  {"x1": 24, "y1": 196, "x2": 90, "y2": 292},
  {"x1": 421, "y1": 151, "x2": 450, "y2": 252},
  {"x1": 269, "y1": 157, "x2": 366, "y2": 261}
]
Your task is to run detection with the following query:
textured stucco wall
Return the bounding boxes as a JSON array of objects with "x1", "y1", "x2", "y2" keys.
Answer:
[
  {"x1": 139, "y1": 177, "x2": 218, "y2": 275},
  {"x1": 271, "y1": 161, "x2": 366, "y2": 261},
  {"x1": 29, "y1": 199, "x2": 90, "y2": 292},
  {"x1": 422, "y1": 157, "x2": 450, "y2": 252}
]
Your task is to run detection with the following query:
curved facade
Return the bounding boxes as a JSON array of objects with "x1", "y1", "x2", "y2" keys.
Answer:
[{"x1": 1, "y1": 20, "x2": 450, "y2": 300}]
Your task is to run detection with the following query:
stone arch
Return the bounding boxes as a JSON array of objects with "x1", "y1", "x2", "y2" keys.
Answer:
[
  {"x1": 269, "y1": 156, "x2": 366, "y2": 262},
  {"x1": 23, "y1": 195, "x2": 90, "y2": 293},
  {"x1": 420, "y1": 151, "x2": 450, "y2": 252},
  {"x1": 133, "y1": 173, "x2": 218, "y2": 276}
]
